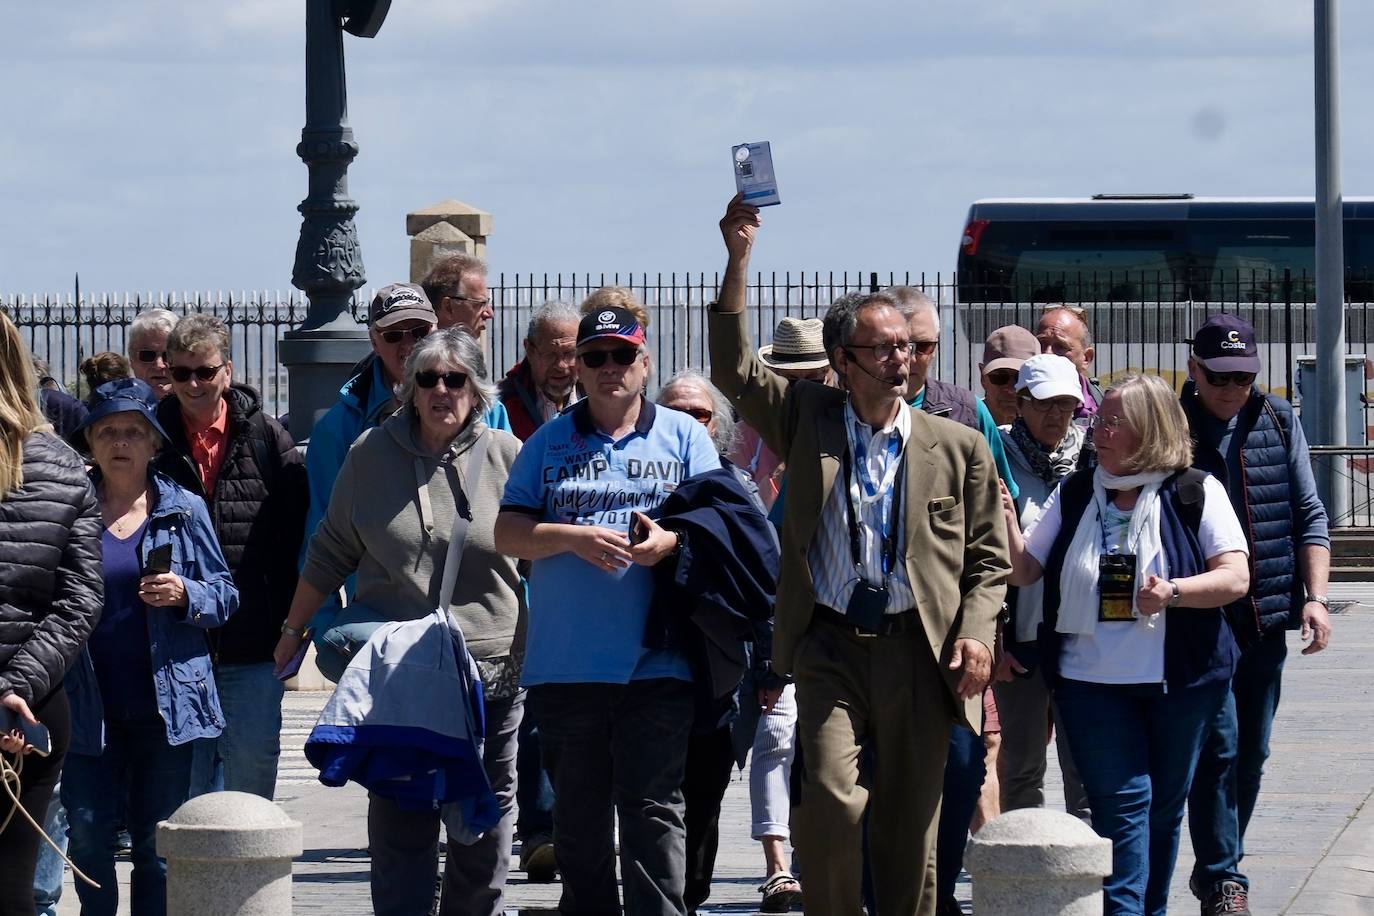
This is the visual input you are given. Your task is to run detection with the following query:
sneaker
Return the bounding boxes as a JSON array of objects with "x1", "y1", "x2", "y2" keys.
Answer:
[
  {"x1": 520, "y1": 834, "x2": 557, "y2": 883},
  {"x1": 1202, "y1": 880, "x2": 1251, "y2": 915}
]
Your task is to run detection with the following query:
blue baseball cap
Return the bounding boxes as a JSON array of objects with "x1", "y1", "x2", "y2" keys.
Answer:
[
  {"x1": 68, "y1": 378, "x2": 170, "y2": 454},
  {"x1": 1191, "y1": 314, "x2": 1261, "y2": 373}
]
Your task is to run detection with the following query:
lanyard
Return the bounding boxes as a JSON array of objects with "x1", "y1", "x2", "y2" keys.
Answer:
[{"x1": 843, "y1": 445, "x2": 904, "y2": 577}]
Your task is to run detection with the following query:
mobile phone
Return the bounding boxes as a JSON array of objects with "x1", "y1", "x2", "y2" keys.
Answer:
[
  {"x1": 629, "y1": 513, "x2": 649, "y2": 546},
  {"x1": 144, "y1": 543, "x2": 173, "y2": 576},
  {"x1": 0, "y1": 708, "x2": 52, "y2": 757},
  {"x1": 276, "y1": 634, "x2": 311, "y2": 683}
]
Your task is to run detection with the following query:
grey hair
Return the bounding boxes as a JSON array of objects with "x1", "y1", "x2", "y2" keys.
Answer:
[
  {"x1": 525, "y1": 301, "x2": 581, "y2": 346},
  {"x1": 822, "y1": 291, "x2": 901, "y2": 364},
  {"x1": 886, "y1": 286, "x2": 940, "y2": 333},
  {"x1": 127, "y1": 308, "x2": 179, "y2": 354},
  {"x1": 397, "y1": 327, "x2": 497, "y2": 418},
  {"x1": 167, "y1": 313, "x2": 231, "y2": 360},
  {"x1": 657, "y1": 369, "x2": 737, "y2": 456}
]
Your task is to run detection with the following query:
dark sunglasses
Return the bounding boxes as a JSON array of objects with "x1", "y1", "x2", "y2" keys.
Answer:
[
  {"x1": 909, "y1": 339, "x2": 938, "y2": 356},
  {"x1": 170, "y1": 364, "x2": 224, "y2": 383},
  {"x1": 1201, "y1": 367, "x2": 1257, "y2": 389},
  {"x1": 984, "y1": 368, "x2": 1018, "y2": 387},
  {"x1": 415, "y1": 370, "x2": 468, "y2": 390},
  {"x1": 135, "y1": 349, "x2": 168, "y2": 364},
  {"x1": 678, "y1": 407, "x2": 714, "y2": 425},
  {"x1": 579, "y1": 347, "x2": 639, "y2": 369},
  {"x1": 380, "y1": 326, "x2": 429, "y2": 345}
]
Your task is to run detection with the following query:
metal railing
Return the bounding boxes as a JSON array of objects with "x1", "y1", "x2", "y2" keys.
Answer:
[{"x1": 1310, "y1": 446, "x2": 1374, "y2": 528}]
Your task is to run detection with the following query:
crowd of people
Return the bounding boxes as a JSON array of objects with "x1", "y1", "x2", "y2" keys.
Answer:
[{"x1": 0, "y1": 202, "x2": 1334, "y2": 916}]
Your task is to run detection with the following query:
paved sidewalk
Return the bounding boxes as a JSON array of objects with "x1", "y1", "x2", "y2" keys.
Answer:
[{"x1": 58, "y1": 605, "x2": 1374, "y2": 914}]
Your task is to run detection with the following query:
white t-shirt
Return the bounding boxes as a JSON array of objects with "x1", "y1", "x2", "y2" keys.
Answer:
[{"x1": 1024, "y1": 475, "x2": 1248, "y2": 685}]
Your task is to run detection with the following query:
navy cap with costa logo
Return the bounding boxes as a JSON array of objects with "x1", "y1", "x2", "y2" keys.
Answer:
[
  {"x1": 1191, "y1": 314, "x2": 1261, "y2": 373},
  {"x1": 576, "y1": 307, "x2": 646, "y2": 348}
]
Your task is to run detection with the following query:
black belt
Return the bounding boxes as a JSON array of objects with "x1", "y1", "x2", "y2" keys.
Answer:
[{"x1": 813, "y1": 603, "x2": 921, "y2": 637}]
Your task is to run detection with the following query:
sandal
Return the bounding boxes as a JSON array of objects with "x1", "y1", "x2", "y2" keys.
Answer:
[{"x1": 759, "y1": 871, "x2": 802, "y2": 913}]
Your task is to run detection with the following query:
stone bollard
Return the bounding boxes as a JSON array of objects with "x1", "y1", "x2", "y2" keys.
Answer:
[
  {"x1": 964, "y1": 808, "x2": 1112, "y2": 916},
  {"x1": 157, "y1": 791, "x2": 303, "y2": 916}
]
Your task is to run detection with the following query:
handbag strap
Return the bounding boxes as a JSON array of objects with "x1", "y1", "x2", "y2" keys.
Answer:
[{"x1": 437, "y1": 430, "x2": 491, "y2": 611}]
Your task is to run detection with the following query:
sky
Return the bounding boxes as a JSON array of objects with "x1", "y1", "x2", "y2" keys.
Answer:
[{"x1": 3, "y1": 1, "x2": 1373, "y2": 297}]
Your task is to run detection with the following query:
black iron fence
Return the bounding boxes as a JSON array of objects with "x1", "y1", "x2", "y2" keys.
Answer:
[{"x1": 5, "y1": 270, "x2": 1373, "y2": 434}]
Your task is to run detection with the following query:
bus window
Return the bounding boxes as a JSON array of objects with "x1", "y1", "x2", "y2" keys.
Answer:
[{"x1": 1188, "y1": 220, "x2": 1315, "y2": 302}]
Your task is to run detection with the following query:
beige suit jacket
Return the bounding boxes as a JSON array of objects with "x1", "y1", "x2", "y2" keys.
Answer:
[{"x1": 709, "y1": 309, "x2": 1009, "y2": 729}]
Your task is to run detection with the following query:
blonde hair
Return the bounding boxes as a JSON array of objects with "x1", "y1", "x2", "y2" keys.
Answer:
[
  {"x1": 1110, "y1": 373, "x2": 1193, "y2": 473},
  {"x1": 580, "y1": 287, "x2": 652, "y2": 333},
  {"x1": 0, "y1": 311, "x2": 51, "y2": 499}
]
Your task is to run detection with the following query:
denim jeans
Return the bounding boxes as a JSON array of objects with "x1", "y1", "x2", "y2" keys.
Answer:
[
  {"x1": 1055, "y1": 678, "x2": 1228, "y2": 916},
  {"x1": 936, "y1": 725, "x2": 987, "y2": 903},
  {"x1": 528, "y1": 678, "x2": 694, "y2": 916},
  {"x1": 32, "y1": 785, "x2": 67, "y2": 916},
  {"x1": 516, "y1": 713, "x2": 555, "y2": 839},
  {"x1": 368, "y1": 692, "x2": 524, "y2": 916},
  {"x1": 1188, "y1": 627, "x2": 1288, "y2": 892},
  {"x1": 62, "y1": 717, "x2": 194, "y2": 916},
  {"x1": 190, "y1": 662, "x2": 283, "y2": 799}
]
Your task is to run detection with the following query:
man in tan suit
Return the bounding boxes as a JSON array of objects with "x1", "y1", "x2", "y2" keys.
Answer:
[{"x1": 709, "y1": 195, "x2": 1009, "y2": 916}]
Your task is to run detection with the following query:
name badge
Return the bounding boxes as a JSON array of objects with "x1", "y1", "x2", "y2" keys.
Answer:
[{"x1": 1098, "y1": 553, "x2": 1138, "y2": 622}]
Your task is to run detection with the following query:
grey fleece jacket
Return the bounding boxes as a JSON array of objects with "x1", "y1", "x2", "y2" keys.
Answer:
[{"x1": 302, "y1": 408, "x2": 526, "y2": 660}]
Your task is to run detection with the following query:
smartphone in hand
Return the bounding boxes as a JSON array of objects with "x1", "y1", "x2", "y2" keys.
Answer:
[
  {"x1": 0, "y1": 708, "x2": 52, "y2": 757},
  {"x1": 143, "y1": 543, "x2": 173, "y2": 576},
  {"x1": 629, "y1": 513, "x2": 650, "y2": 546}
]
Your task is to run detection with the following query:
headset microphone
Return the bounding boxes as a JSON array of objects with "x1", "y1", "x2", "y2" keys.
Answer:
[{"x1": 844, "y1": 350, "x2": 905, "y2": 388}]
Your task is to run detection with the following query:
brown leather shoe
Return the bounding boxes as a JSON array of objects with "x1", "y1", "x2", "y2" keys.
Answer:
[{"x1": 1202, "y1": 880, "x2": 1251, "y2": 915}]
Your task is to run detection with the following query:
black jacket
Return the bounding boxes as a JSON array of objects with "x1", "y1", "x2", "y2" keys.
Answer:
[
  {"x1": 155, "y1": 384, "x2": 308, "y2": 665},
  {"x1": 0, "y1": 433, "x2": 104, "y2": 704}
]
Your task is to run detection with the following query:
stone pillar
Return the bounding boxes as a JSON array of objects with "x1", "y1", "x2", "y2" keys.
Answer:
[
  {"x1": 964, "y1": 809, "x2": 1112, "y2": 916},
  {"x1": 407, "y1": 199, "x2": 493, "y2": 282},
  {"x1": 157, "y1": 791, "x2": 303, "y2": 916}
]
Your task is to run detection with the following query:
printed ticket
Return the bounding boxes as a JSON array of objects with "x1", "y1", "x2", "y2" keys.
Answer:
[{"x1": 732, "y1": 141, "x2": 781, "y2": 207}]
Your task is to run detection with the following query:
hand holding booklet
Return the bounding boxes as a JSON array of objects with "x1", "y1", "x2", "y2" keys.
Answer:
[{"x1": 733, "y1": 141, "x2": 781, "y2": 207}]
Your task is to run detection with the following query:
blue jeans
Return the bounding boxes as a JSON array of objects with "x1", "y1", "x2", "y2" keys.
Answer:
[
  {"x1": 937, "y1": 725, "x2": 987, "y2": 902},
  {"x1": 33, "y1": 782, "x2": 67, "y2": 916},
  {"x1": 1188, "y1": 627, "x2": 1288, "y2": 892},
  {"x1": 529, "y1": 678, "x2": 694, "y2": 916},
  {"x1": 62, "y1": 717, "x2": 194, "y2": 916},
  {"x1": 189, "y1": 662, "x2": 283, "y2": 799},
  {"x1": 1055, "y1": 678, "x2": 1229, "y2": 916},
  {"x1": 516, "y1": 714, "x2": 555, "y2": 838}
]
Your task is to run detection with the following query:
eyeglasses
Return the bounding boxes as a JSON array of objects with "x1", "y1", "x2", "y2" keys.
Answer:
[
  {"x1": 908, "y1": 339, "x2": 938, "y2": 356},
  {"x1": 1090, "y1": 414, "x2": 1129, "y2": 434},
  {"x1": 170, "y1": 364, "x2": 225, "y2": 383},
  {"x1": 984, "y1": 369, "x2": 1018, "y2": 387},
  {"x1": 135, "y1": 349, "x2": 168, "y2": 364},
  {"x1": 380, "y1": 326, "x2": 429, "y2": 345},
  {"x1": 1200, "y1": 367, "x2": 1257, "y2": 389},
  {"x1": 846, "y1": 341, "x2": 915, "y2": 361},
  {"x1": 447, "y1": 294, "x2": 491, "y2": 307},
  {"x1": 1023, "y1": 396, "x2": 1079, "y2": 416},
  {"x1": 93, "y1": 424, "x2": 152, "y2": 443},
  {"x1": 579, "y1": 348, "x2": 640, "y2": 368},
  {"x1": 415, "y1": 370, "x2": 468, "y2": 390},
  {"x1": 677, "y1": 407, "x2": 713, "y2": 426}
]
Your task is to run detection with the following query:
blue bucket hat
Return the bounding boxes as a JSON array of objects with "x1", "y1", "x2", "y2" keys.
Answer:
[{"x1": 68, "y1": 378, "x2": 170, "y2": 454}]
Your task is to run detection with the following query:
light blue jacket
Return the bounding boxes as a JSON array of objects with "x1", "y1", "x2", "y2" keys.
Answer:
[{"x1": 67, "y1": 469, "x2": 240, "y2": 754}]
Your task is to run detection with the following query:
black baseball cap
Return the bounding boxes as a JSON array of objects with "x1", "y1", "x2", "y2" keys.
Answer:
[{"x1": 1191, "y1": 314, "x2": 1261, "y2": 373}]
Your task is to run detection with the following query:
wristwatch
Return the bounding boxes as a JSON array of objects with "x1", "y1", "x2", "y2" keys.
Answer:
[
  {"x1": 1167, "y1": 580, "x2": 1182, "y2": 608},
  {"x1": 1306, "y1": 594, "x2": 1330, "y2": 608},
  {"x1": 281, "y1": 622, "x2": 307, "y2": 638}
]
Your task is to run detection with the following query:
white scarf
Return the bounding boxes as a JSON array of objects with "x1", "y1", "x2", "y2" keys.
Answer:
[{"x1": 1055, "y1": 467, "x2": 1171, "y2": 636}]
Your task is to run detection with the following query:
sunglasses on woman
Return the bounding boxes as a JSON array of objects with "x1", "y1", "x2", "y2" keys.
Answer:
[
  {"x1": 380, "y1": 326, "x2": 429, "y2": 345},
  {"x1": 415, "y1": 370, "x2": 468, "y2": 390},
  {"x1": 579, "y1": 348, "x2": 639, "y2": 369},
  {"x1": 1200, "y1": 367, "x2": 1257, "y2": 389},
  {"x1": 170, "y1": 364, "x2": 224, "y2": 383},
  {"x1": 678, "y1": 407, "x2": 713, "y2": 425}
]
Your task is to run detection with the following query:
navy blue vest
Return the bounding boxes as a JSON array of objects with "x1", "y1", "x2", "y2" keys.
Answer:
[
  {"x1": 923, "y1": 377, "x2": 978, "y2": 430},
  {"x1": 1038, "y1": 466, "x2": 1240, "y2": 691},
  {"x1": 1182, "y1": 386, "x2": 1300, "y2": 645}
]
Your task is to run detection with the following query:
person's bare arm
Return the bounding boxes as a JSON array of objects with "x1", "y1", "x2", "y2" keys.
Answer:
[
  {"x1": 494, "y1": 511, "x2": 633, "y2": 570},
  {"x1": 1137, "y1": 552, "x2": 1250, "y2": 615},
  {"x1": 1298, "y1": 543, "x2": 1333, "y2": 654},
  {"x1": 1000, "y1": 480, "x2": 1045, "y2": 587}
]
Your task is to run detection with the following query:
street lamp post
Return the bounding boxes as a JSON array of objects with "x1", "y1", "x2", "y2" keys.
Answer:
[{"x1": 279, "y1": 0, "x2": 391, "y2": 443}]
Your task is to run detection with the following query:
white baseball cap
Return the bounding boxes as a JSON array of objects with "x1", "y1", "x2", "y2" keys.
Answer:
[{"x1": 1015, "y1": 353, "x2": 1083, "y2": 404}]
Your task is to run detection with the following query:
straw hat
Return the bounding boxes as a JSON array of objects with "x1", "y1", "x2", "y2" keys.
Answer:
[{"x1": 758, "y1": 317, "x2": 829, "y2": 371}]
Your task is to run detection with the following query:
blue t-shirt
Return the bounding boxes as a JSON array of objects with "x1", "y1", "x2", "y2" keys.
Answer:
[
  {"x1": 93, "y1": 520, "x2": 158, "y2": 722},
  {"x1": 501, "y1": 400, "x2": 721, "y2": 686}
]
